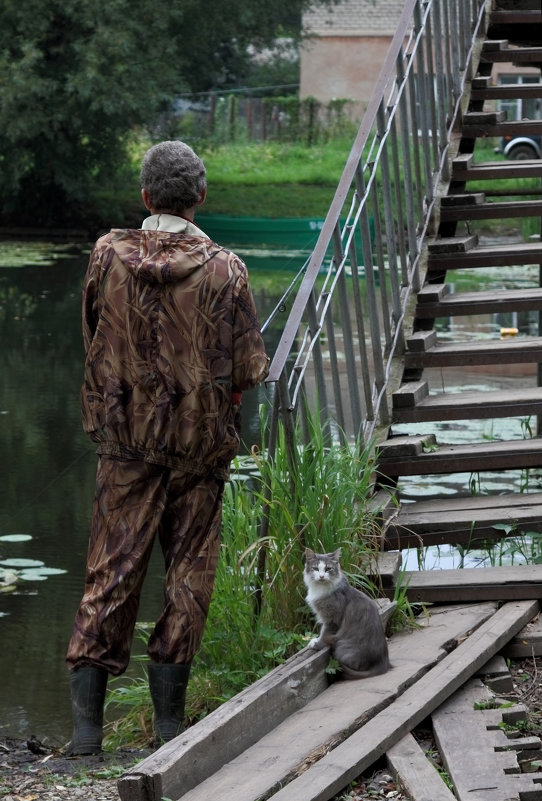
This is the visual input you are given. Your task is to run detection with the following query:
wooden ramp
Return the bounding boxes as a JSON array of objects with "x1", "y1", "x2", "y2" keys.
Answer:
[
  {"x1": 374, "y1": 1, "x2": 542, "y2": 550},
  {"x1": 118, "y1": 597, "x2": 542, "y2": 801}
]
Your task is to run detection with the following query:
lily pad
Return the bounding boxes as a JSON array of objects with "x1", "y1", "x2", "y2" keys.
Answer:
[
  {"x1": 18, "y1": 571, "x2": 48, "y2": 582},
  {"x1": 0, "y1": 558, "x2": 44, "y2": 568},
  {"x1": 19, "y1": 566, "x2": 67, "y2": 580},
  {"x1": 0, "y1": 534, "x2": 33, "y2": 543}
]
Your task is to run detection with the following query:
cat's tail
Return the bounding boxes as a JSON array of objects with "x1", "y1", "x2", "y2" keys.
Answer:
[{"x1": 340, "y1": 658, "x2": 392, "y2": 681}]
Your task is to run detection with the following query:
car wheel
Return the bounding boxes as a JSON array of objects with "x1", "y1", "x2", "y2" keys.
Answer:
[{"x1": 508, "y1": 144, "x2": 538, "y2": 160}]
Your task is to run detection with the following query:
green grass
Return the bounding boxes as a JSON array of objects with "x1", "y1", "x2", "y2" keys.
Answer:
[
  {"x1": 112, "y1": 133, "x2": 540, "y2": 227},
  {"x1": 103, "y1": 409, "x2": 408, "y2": 748},
  {"x1": 123, "y1": 135, "x2": 351, "y2": 219}
]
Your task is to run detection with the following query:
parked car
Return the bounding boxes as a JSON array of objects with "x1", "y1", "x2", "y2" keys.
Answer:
[{"x1": 496, "y1": 134, "x2": 541, "y2": 160}]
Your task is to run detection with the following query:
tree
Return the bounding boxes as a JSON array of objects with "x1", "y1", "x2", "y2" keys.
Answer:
[{"x1": 0, "y1": 0, "x2": 333, "y2": 227}]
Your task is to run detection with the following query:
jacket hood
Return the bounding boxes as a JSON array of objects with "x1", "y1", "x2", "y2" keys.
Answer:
[{"x1": 108, "y1": 217, "x2": 224, "y2": 285}]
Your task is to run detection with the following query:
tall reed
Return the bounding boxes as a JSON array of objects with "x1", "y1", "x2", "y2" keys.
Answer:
[{"x1": 104, "y1": 408, "x2": 388, "y2": 746}]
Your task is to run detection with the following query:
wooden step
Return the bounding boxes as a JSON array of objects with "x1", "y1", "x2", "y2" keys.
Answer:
[
  {"x1": 415, "y1": 285, "x2": 542, "y2": 318},
  {"x1": 481, "y1": 39, "x2": 542, "y2": 64},
  {"x1": 392, "y1": 382, "x2": 542, "y2": 423},
  {"x1": 427, "y1": 240, "x2": 542, "y2": 272},
  {"x1": 404, "y1": 333, "x2": 542, "y2": 368},
  {"x1": 386, "y1": 565, "x2": 542, "y2": 603},
  {"x1": 377, "y1": 434, "x2": 542, "y2": 479},
  {"x1": 452, "y1": 155, "x2": 542, "y2": 181},
  {"x1": 461, "y1": 118, "x2": 542, "y2": 140},
  {"x1": 432, "y1": 678, "x2": 542, "y2": 801},
  {"x1": 383, "y1": 492, "x2": 542, "y2": 549},
  {"x1": 471, "y1": 78, "x2": 542, "y2": 103},
  {"x1": 487, "y1": 20, "x2": 542, "y2": 50},
  {"x1": 440, "y1": 198, "x2": 542, "y2": 222}
]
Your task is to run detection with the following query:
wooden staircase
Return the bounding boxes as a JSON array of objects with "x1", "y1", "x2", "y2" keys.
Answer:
[{"x1": 377, "y1": 2, "x2": 542, "y2": 553}]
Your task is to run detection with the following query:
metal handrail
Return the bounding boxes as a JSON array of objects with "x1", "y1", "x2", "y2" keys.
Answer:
[{"x1": 263, "y1": 0, "x2": 489, "y2": 452}]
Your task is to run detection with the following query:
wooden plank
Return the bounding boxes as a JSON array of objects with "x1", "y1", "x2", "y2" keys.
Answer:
[
  {"x1": 432, "y1": 678, "x2": 542, "y2": 801},
  {"x1": 377, "y1": 437, "x2": 542, "y2": 478},
  {"x1": 385, "y1": 521, "x2": 542, "y2": 553},
  {"x1": 452, "y1": 158, "x2": 542, "y2": 182},
  {"x1": 404, "y1": 337, "x2": 542, "y2": 368},
  {"x1": 392, "y1": 387, "x2": 542, "y2": 423},
  {"x1": 134, "y1": 604, "x2": 497, "y2": 801},
  {"x1": 471, "y1": 83, "x2": 542, "y2": 102},
  {"x1": 489, "y1": 9, "x2": 542, "y2": 25},
  {"x1": 117, "y1": 645, "x2": 330, "y2": 801},
  {"x1": 427, "y1": 241, "x2": 542, "y2": 272},
  {"x1": 440, "y1": 199, "x2": 542, "y2": 222},
  {"x1": 440, "y1": 192, "x2": 485, "y2": 207},
  {"x1": 476, "y1": 654, "x2": 514, "y2": 693},
  {"x1": 415, "y1": 287, "x2": 542, "y2": 318},
  {"x1": 391, "y1": 381, "x2": 429, "y2": 409},
  {"x1": 463, "y1": 110, "x2": 506, "y2": 125},
  {"x1": 266, "y1": 600, "x2": 539, "y2": 801},
  {"x1": 481, "y1": 46, "x2": 542, "y2": 63},
  {"x1": 502, "y1": 612, "x2": 542, "y2": 658},
  {"x1": 364, "y1": 550, "x2": 402, "y2": 588},
  {"x1": 387, "y1": 733, "x2": 457, "y2": 801},
  {"x1": 428, "y1": 235, "x2": 478, "y2": 254},
  {"x1": 383, "y1": 566, "x2": 542, "y2": 604},
  {"x1": 405, "y1": 330, "x2": 437, "y2": 352}
]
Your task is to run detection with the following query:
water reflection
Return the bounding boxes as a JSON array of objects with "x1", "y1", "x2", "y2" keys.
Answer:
[
  {"x1": 0, "y1": 243, "x2": 286, "y2": 742},
  {"x1": 1, "y1": 239, "x2": 539, "y2": 740}
]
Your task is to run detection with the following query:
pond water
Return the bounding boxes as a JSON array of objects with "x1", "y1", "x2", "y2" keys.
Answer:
[
  {"x1": 0, "y1": 240, "x2": 291, "y2": 743},
  {"x1": 0, "y1": 236, "x2": 539, "y2": 742}
]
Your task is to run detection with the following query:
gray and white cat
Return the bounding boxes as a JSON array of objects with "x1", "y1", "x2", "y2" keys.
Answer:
[{"x1": 304, "y1": 547, "x2": 390, "y2": 679}]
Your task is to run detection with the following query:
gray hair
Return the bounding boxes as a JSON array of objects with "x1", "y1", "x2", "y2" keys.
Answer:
[{"x1": 140, "y1": 140, "x2": 207, "y2": 213}]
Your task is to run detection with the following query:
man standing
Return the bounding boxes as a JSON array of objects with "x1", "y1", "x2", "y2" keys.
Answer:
[{"x1": 66, "y1": 141, "x2": 269, "y2": 754}]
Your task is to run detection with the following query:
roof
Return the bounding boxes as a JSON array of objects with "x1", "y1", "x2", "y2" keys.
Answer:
[{"x1": 303, "y1": 0, "x2": 405, "y2": 37}]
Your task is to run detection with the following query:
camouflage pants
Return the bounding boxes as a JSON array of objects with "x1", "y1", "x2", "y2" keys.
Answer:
[{"x1": 66, "y1": 456, "x2": 224, "y2": 675}]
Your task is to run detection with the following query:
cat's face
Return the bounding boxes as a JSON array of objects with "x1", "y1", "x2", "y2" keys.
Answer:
[{"x1": 304, "y1": 548, "x2": 341, "y2": 584}]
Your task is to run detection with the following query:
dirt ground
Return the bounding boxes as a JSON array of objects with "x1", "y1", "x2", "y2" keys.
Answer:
[{"x1": 1, "y1": 656, "x2": 542, "y2": 801}]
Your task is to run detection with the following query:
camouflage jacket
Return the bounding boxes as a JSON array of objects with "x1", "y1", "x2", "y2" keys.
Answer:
[{"x1": 81, "y1": 219, "x2": 269, "y2": 479}]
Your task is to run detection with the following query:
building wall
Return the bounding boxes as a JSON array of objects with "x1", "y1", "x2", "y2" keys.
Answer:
[{"x1": 300, "y1": 0, "x2": 404, "y2": 109}]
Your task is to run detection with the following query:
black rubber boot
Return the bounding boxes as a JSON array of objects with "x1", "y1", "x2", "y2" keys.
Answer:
[
  {"x1": 148, "y1": 662, "x2": 191, "y2": 744},
  {"x1": 66, "y1": 665, "x2": 108, "y2": 755}
]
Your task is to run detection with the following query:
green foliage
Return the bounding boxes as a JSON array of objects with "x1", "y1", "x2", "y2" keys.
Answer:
[
  {"x1": 0, "y1": 0, "x2": 335, "y2": 225},
  {"x1": 103, "y1": 407, "x2": 393, "y2": 747},
  {"x1": 202, "y1": 139, "x2": 352, "y2": 187}
]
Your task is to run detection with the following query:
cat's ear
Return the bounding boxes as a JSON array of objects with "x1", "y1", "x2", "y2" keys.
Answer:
[
  {"x1": 332, "y1": 548, "x2": 342, "y2": 560},
  {"x1": 305, "y1": 548, "x2": 315, "y2": 561}
]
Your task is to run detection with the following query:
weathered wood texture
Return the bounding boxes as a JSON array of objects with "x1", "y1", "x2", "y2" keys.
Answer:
[
  {"x1": 117, "y1": 644, "x2": 330, "y2": 801},
  {"x1": 502, "y1": 613, "x2": 542, "y2": 658},
  {"x1": 266, "y1": 601, "x2": 539, "y2": 801},
  {"x1": 452, "y1": 155, "x2": 542, "y2": 181},
  {"x1": 383, "y1": 565, "x2": 542, "y2": 603},
  {"x1": 440, "y1": 199, "x2": 542, "y2": 222},
  {"x1": 377, "y1": 437, "x2": 542, "y2": 478},
  {"x1": 383, "y1": 493, "x2": 542, "y2": 549},
  {"x1": 427, "y1": 241, "x2": 542, "y2": 271},
  {"x1": 386, "y1": 655, "x2": 529, "y2": 801},
  {"x1": 118, "y1": 603, "x2": 499, "y2": 801},
  {"x1": 404, "y1": 336, "x2": 542, "y2": 368},
  {"x1": 432, "y1": 678, "x2": 542, "y2": 801},
  {"x1": 392, "y1": 382, "x2": 542, "y2": 423},
  {"x1": 415, "y1": 285, "x2": 542, "y2": 318},
  {"x1": 387, "y1": 733, "x2": 457, "y2": 801}
]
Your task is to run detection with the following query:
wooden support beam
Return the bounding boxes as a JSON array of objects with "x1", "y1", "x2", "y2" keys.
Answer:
[
  {"x1": 387, "y1": 733, "x2": 457, "y2": 801},
  {"x1": 118, "y1": 603, "x2": 499, "y2": 801},
  {"x1": 382, "y1": 566, "x2": 542, "y2": 604},
  {"x1": 432, "y1": 678, "x2": 542, "y2": 800},
  {"x1": 267, "y1": 601, "x2": 539, "y2": 801}
]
